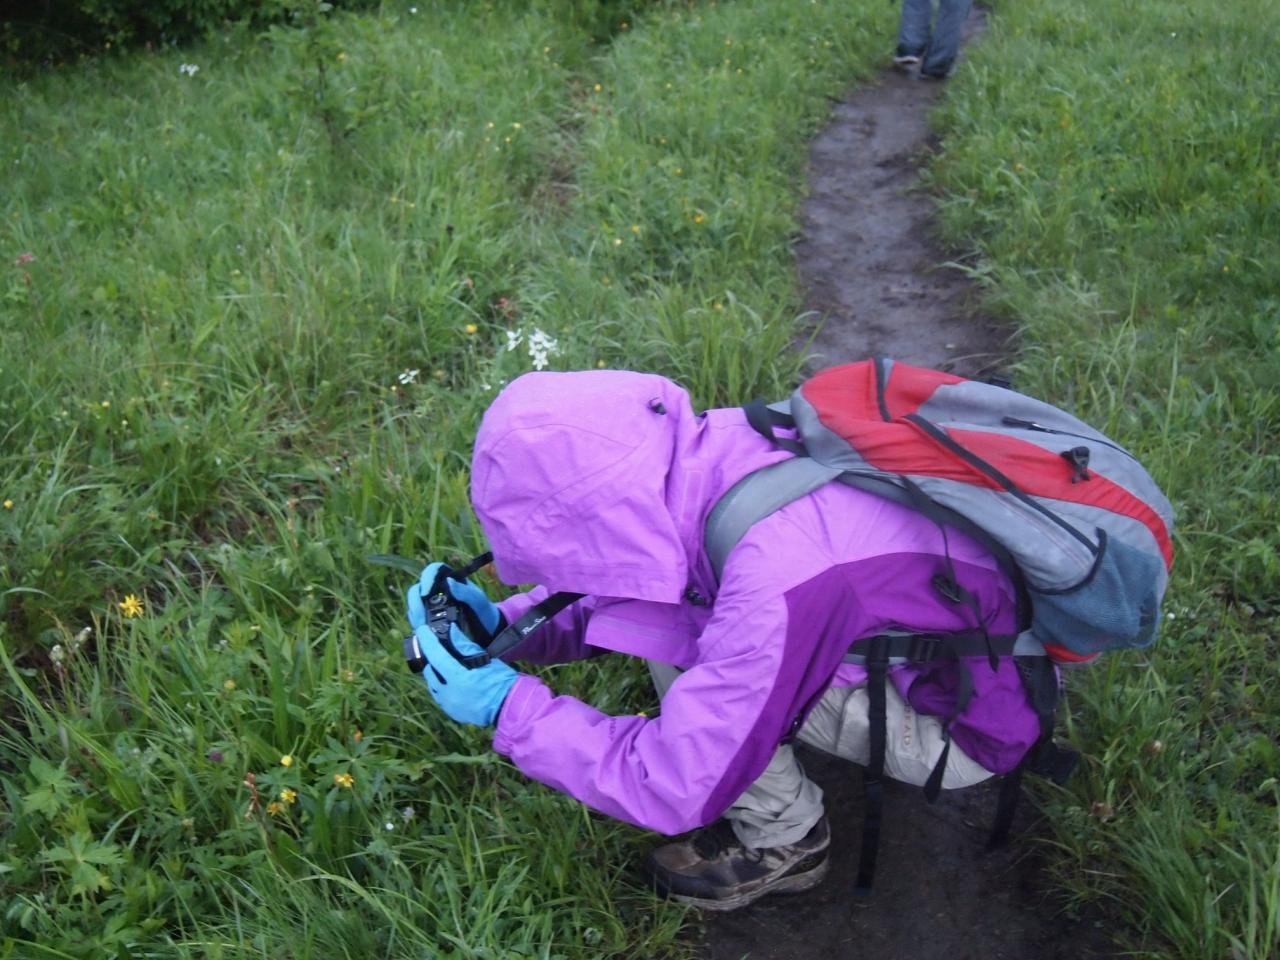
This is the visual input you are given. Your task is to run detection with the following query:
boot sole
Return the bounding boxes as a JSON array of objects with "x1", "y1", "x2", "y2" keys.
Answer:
[{"x1": 667, "y1": 854, "x2": 831, "y2": 912}]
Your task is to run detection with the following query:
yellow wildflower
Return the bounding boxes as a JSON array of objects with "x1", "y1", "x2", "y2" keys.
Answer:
[
  {"x1": 593, "y1": 83, "x2": 602, "y2": 93},
  {"x1": 336, "y1": 52, "x2": 347, "y2": 62},
  {"x1": 630, "y1": 224, "x2": 640, "y2": 234},
  {"x1": 693, "y1": 212, "x2": 705, "y2": 224},
  {"x1": 223, "y1": 678, "x2": 237, "y2": 692},
  {"x1": 280, "y1": 755, "x2": 294, "y2": 768},
  {"x1": 464, "y1": 323, "x2": 478, "y2": 335},
  {"x1": 333, "y1": 772, "x2": 355, "y2": 789},
  {"x1": 2, "y1": 499, "x2": 12, "y2": 510},
  {"x1": 101, "y1": 400, "x2": 110, "y2": 409},
  {"x1": 280, "y1": 788, "x2": 297, "y2": 804},
  {"x1": 353, "y1": 729, "x2": 363, "y2": 744},
  {"x1": 613, "y1": 237, "x2": 622, "y2": 246},
  {"x1": 119, "y1": 594, "x2": 144, "y2": 618},
  {"x1": 266, "y1": 801, "x2": 284, "y2": 816}
]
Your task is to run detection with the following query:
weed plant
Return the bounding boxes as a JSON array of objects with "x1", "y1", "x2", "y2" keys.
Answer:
[
  {"x1": 0, "y1": 1, "x2": 894, "y2": 956},
  {"x1": 929, "y1": 1, "x2": 1279, "y2": 957}
]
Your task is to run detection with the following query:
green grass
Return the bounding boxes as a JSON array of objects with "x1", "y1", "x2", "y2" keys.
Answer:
[
  {"x1": 928, "y1": 1, "x2": 1280, "y2": 957},
  {"x1": 0, "y1": 1, "x2": 896, "y2": 955}
]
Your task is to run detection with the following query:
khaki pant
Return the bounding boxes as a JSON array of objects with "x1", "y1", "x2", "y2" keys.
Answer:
[{"x1": 649, "y1": 662, "x2": 992, "y2": 849}]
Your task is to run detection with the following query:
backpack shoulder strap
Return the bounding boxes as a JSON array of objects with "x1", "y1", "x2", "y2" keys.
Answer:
[
  {"x1": 704, "y1": 456, "x2": 1030, "y2": 626},
  {"x1": 704, "y1": 456, "x2": 842, "y2": 581}
]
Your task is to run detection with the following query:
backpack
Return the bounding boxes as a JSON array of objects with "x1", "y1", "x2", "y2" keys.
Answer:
[{"x1": 705, "y1": 358, "x2": 1174, "y2": 893}]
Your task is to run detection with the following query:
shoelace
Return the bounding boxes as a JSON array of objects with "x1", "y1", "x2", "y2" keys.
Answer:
[
  {"x1": 691, "y1": 820, "x2": 765, "y2": 863},
  {"x1": 691, "y1": 820, "x2": 741, "y2": 859}
]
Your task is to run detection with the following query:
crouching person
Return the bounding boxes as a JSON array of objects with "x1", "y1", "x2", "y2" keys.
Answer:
[{"x1": 404, "y1": 370, "x2": 1040, "y2": 911}]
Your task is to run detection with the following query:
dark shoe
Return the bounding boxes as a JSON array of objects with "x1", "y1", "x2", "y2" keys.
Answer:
[
  {"x1": 893, "y1": 45, "x2": 923, "y2": 69},
  {"x1": 919, "y1": 69, "x2": 950, "y2": 81},
  {"x1": 642, "y1": 817, "x2": 830, "y2": 911}
]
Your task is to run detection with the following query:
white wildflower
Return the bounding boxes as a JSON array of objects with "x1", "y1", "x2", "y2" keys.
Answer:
[
  {"x1": 401, "y1": 805, "x2": 415, "y2": 821},
  {"x1": 527, "y1": 327, "x2": 559, "y2": 371},
  {"x1": 384, "y1": 821, "x2": 395, "y2": 831},
  {"x1": 397, "y1": 368, "x2": 419, "y2": 385},
  {"x1": 409, "y1": 6, "x2": 418, "y2": 12},
  {"x1": 50, "y1": 644, "x2": 65, "y2": 664},
  {"x1": 71, "y1": 626, "x2": 92, "y2": 652},
  {"x1": 504, "y1": 329, "x2": 524, "y2": 352},
  {"x1": 179, "y1": 63, "x2": 200, "y2": 77}
]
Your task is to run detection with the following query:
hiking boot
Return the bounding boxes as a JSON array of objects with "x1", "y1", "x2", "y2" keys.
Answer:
[{"x1": 642, "y1": 817, "x2": 830, "y2": 911}]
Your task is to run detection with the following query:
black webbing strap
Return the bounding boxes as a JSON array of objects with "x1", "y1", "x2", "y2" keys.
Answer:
[
  {"x1": 923, "y1": 733, "x2": 952, "y2": 803},
  {"x1": 855, "y1": 636, "x2": 891, "y2": 896},
  {"x1": 921, "y1": 650, "x2": 974, "y2": 804},
  {"x1": 482, "y1": 591, "x2": 586, "y2": 663},
  {"x1": 988, "y1": 656, "x2": 1075, "y2": 848},
  {"x1": 842, "y1": 630, "x2": 1024, "y2": 663},
  {"x1": 988, "y1": 762, "x2": 1025, "y2": 849},
  {"x1": 743, "y1": 399, "x2": 806, "y2": 456}
]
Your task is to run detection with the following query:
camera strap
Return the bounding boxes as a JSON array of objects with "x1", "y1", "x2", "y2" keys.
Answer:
[
  {"x1": 484, "y1": 590, "x2": 585, "y2": 663},
  {"x1": 403, "y1": 551, "x2": 585, "y2": 673}
]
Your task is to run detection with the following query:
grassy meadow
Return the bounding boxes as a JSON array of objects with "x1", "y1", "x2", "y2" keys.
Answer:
[
  {"x1": 0, "y1": 1, "x2": 896, "y2": 956},
  {"x1": 1, "y1": 0, "x2": 1277, "y2": 958}
]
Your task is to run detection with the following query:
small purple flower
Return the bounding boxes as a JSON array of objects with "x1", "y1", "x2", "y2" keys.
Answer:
[{"x1": 207, "y1": 749, "x2": 224, "y2": 763}]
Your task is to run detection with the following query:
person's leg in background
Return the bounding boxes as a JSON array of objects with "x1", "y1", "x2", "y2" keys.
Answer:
[
  {"x1": 920, "y1": 0, "x2": 973, "y2": 78},
  {"x1": 895, "y1": 0, "x2": 936, "y2": 66}
]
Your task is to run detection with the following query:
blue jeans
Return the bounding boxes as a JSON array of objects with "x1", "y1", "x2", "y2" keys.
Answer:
[{"x1": 896, "y1": 0, "x2": 972, "y2": 77}]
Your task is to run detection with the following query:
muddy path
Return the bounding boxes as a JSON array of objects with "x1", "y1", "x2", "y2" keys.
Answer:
[
  {"x1": 794, "y1": 11, "x2": 1008, "y2": 380},
  {"x1": 695, "y1": 9, "x2": 1116, "y2": 960}
]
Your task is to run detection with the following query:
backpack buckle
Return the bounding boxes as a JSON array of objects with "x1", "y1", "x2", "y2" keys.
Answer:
[{"x1": 905, "y1": 634, "x2": 944, "y2": 662}]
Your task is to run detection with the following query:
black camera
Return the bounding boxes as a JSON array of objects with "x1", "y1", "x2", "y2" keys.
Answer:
[{"x1": 404, "y1": 553, "x2": 495, "y2": 675}]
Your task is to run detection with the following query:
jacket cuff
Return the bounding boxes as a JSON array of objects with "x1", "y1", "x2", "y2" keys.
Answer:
[{"x1": 493, "y1": 674, "x2": 549, "y2": 755}]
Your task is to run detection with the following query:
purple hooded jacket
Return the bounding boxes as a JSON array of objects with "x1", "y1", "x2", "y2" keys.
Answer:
[{"x1": 473, "y1": 370, "x2": 1040, "y2": 836}]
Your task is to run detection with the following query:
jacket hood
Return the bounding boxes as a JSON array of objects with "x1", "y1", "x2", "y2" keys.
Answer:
[{"x1": 471, "y1": 370, "x2": 698, "y2": 604}]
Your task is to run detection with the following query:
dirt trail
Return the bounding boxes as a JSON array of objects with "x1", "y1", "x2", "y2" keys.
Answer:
[
  {"x1": 695, "y1": 10, "x2": 1115, "y2": 960},
  {"x1": 794, "y1": 12, "x2": 1008, "y2": 379}
]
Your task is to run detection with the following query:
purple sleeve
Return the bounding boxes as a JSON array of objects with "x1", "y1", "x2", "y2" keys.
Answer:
[
  {"x1": 494, "y1": 587, "x2": 608, "y2": 665},
  {"x1": 491, "y1": 592, "x2": 803, "y2": 836}
]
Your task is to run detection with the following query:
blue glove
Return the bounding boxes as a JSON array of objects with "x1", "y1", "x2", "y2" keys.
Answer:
[
  {"x1": 406, "y1": 561, "x2": 501, "y2": 639},
  {"x1": 414, "y1": 622, "x2": 518, "y2": 726}
]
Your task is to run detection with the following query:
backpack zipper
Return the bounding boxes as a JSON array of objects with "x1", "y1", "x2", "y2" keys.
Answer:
[
  {"x1": 1000, "y1": 416, "x2": 1137, "y2": 461},
  {"x1": 905, "y1": 414, "x2": 1099, "y2": 554}
]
